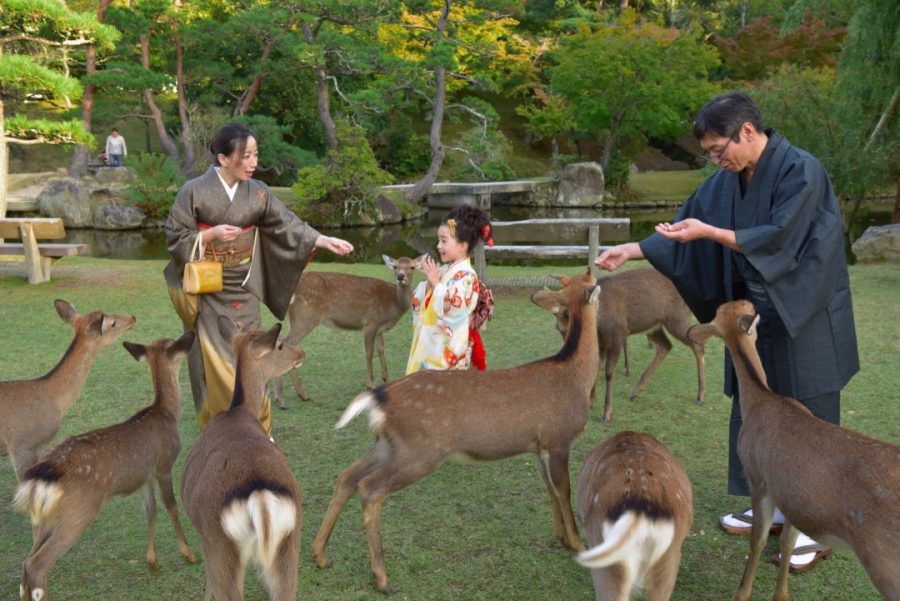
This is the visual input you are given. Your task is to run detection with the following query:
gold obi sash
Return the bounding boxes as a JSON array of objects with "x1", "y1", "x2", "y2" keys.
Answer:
[{"x1": 198, "y1": 223, "x2": 256, "y2": 268}]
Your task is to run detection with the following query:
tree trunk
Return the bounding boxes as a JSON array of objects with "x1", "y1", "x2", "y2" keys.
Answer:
[
  {"x1": 141, "y1": 33, "x2": 181, "y2": 161},
  {"x1": 69, "y1": 0, "x2": 112, "y2": 177},
  {"x1": 234, "y1": 40, "x2": 274, "y2": 117},
  {"x1": 174, "y1": 20, "x2": 196, "y2": 173},
  {"x1": 302, "y1": 22, "x2": 338, "y2": 155},
  {"x1": 0, "y1": 100, "x2": 8, "y2": 220},
  {"x1": 405, "y1": 0, "x2": 451, "y2": 203}
]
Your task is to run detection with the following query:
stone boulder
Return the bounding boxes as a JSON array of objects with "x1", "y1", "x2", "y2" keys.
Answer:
[
  {"x1": 852, "y1": 224, "x2": 900, "y2": 263},
  {"x1": 557, "y1": 162, "x2": 605, "y2": 207},
  {"x1": 93, "y1": 166, "x2": 136, "y2": 185},
  {"x1": 92, "y1": 204, "x2": 146, "y2": 230},
  {"x1": 36, "y1": 178, "x2": 94, "y2": 227}
]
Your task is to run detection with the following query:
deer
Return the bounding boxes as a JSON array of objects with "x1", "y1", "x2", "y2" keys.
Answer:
[
  {"x1": 687, "y1": 300, "x2": 900, "y2": 601},
  {"x1": 531, "y1": 267, "x2": 706, "y2": 423},
  {"x1": 272, "y1": 254, "x2": 423, "y2": 406},
  {"x1": 13, "y1": 332, "x2": 198, "y2": 601},
  {"x1": 575, "y1": 431, "x2": 694, "y2": 601},
  {"x1": 311, "y1": 271, "x2": 601, "y2": 594},
  {"x1": 181, "y1": 318, "x2": 305, "y2": 601},
  {"x1": 1, "y1": 299, "x2": 137, "y2": 481}
]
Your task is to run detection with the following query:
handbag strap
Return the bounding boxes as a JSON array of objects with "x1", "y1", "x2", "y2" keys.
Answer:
[{"x1": 190, "y1": 231, "x2": 222, "y2": 262}]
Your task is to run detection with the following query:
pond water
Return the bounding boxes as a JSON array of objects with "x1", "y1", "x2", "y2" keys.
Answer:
[{"x1": 62, "y1": 202, "x2": 892, "y2": 265}]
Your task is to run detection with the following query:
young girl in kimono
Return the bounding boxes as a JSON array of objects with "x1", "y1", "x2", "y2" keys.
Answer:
[
  {"x1": 406, "y1": 205, "x2": 494, "y2": 374},
  {"x1": 164, "y1": 123, "x2": 353, "y2": 436}
]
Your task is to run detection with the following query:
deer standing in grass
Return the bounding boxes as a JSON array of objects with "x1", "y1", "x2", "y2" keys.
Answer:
[
  {"x1": 14, "y1": 332, "x2": 198, "y2": 601},
  {"x1": 688, "y1": 300, "x2": 900, "y2": 601},
  {"x1": 312, "y1": 271, "x2": 601, "y2": 594},
  {"x1": 575, "y1": 431, "x2": 693, "y2": 601},
  {"x1": 531, "y1": 267, "x2": 706, "y2": 423},
  {"x1": 181, "y1": 318, "x2": 304, "y2": 601},
  {"x1": 1, "y1": 299, "x2": 136, "y2": 480},
  {"x1": 273, "y1": 254, "x2": 422, "y2": 405}
]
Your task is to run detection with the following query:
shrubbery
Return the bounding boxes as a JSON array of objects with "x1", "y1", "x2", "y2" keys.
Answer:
[{"x1": 123, "y1": 153, "x2": 184, "y2": 220}]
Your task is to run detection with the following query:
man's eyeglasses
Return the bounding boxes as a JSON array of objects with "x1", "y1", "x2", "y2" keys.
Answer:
[{"x1": 701, "y1": 136, "x2": 735, "y2": 162}]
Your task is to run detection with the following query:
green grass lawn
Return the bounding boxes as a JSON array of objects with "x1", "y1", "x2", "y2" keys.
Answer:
[{"x1": 0, "y1": 258, "x2": 897, "y2": 600}]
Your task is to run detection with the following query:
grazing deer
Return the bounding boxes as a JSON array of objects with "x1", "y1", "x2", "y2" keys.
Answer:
[
  {"x1": 1, "y1": 299, "x2": 136, "y2": 480},
  {"x1": 312, "y1": 271, "x2": 601, "y2": 593},
  {"x1": 14, "y1": 332, "x2": 198, "y2": 601},
  {"x1": 688, "y1": 300, "x2": 900, "y2": 601},
  {"x1": 273, "y1": 254, "x2": 423, "y2": 406},
  {"x1": 181, "y1": 318, "x2": 304, "y2": 601},
  {"x1": 532, "y1": 267, "x2": 706, "y2": 423},
  {"x1": 576, "y1": 431, "x2": 693, "y2": 601}
]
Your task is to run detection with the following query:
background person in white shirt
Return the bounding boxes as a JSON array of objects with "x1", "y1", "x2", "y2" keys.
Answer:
[{"x1": 105, "y1": 128, "x2": 127, "y2": 166}]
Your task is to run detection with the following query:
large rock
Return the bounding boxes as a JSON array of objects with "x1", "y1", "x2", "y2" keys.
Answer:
[
  {"x1": 93, "y1": 166, "x2": 136, "y2": 185},
  {"x1": 36, "y1": 178, "x2": 94, "y2": 227},
  {"x1": 852, "y1": 224, "x2": 900, "y2": 263},
  {"x1": 557, "y1": 162, "x2": 605, "y2": 207},
  {"x1": 92, "y1": 205, "x2": 146, "y2": 230}
]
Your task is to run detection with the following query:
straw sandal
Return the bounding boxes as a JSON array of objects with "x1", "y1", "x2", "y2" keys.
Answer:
[
  {"x1": 771, "y1": 543, "x2": 833, "y2": 574},
  {"x1": 719, "y1": 507, "x2": 784, "y2": 536}
]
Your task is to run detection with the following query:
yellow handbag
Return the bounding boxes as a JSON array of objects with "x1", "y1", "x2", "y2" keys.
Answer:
[{"x1": 182, "y1": 234, "x2": 223, "y2": 294}]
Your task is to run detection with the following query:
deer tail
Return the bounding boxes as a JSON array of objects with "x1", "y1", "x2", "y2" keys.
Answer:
[
  {"x1": 221, "y1": 489, "x2": 297, "y2": 590},
  {"x1": 576, "y1": 511, "x2": 675, "y2": 569},
  {"x1": 336, "y1": 389, "x2": 385, "y2": 431},
  {"x1": 14, "y1": 479, "x2": 63, "y2": 525}
]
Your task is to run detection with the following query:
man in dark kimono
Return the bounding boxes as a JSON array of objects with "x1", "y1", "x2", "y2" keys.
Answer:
[{"x1": 596, "y1": 91, "x2": 859, "y2": 574}]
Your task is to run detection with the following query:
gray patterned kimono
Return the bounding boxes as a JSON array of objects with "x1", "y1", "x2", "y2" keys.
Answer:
[
  {"x1": 164, "y1": 166, "x2": 320, "y2": 433},
  {"x1": 639, "y1": 130, "x2": 859, "y2": 495}
]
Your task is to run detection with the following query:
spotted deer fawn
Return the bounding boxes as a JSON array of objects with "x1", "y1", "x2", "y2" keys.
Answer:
[
  {"x1": 532, "y1": 267, "x2": 706, "y2": 422},
  {"x1": 1, "y1": 299, "x2": 136, "y2": 480},
  {"x1": 14, "y1": 332, "x2": 198, "y2": 601},
  {"x1": 181, "y1": 318, "x2": 304, "y2": 601},
  {"x1": 272, "y1": 254, "x2": 422, "y2": 406},
  {"x1": 312, "y1": 271, "x2": 601, "y2": 593},
  {"x1": 576, "y1": 431, "x2": 693, "y2": 601},
  {"x1": 689, "y1": 300, "x2": 900, "y2": 601}
]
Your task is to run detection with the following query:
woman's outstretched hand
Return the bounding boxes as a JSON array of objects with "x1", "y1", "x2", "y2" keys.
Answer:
[
  {"x1": 419, "y1": 255, "x2": 441, "y2": 287},
  {"x1": 315, "y1": 235, "x2": 354, "y2": 255}
]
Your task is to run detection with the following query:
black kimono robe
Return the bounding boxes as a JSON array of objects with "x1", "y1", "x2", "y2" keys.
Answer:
[{"x1": 639, "y1": 131, "x2": 859, "y2": 495}]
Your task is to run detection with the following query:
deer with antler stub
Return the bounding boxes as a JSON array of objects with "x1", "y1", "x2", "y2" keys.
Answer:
[
  {"x1": 273, "y1": 254, "x2": 423, "y2": 405},
  {"x1": 181, "y1": 318, "x2": 304, "y2": 601},
  {"x1": 1, "y1": 299, "x2": 136, "y2": 480},
  {"x1": 532, "y1": 267, "x2": 706, "y2": 423},
  {"x1": 688, "y1": 300, "x2": 900, "y2": 601},
  {"x1": 311, "y1": 271, "x2": 601, "y2": 594},
  {"x1": 14, "y1": 332, "x2": 198, "y2": 601}
]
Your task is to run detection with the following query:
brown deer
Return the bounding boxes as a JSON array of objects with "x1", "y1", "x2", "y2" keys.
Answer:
[
  {"x1": 273, "y1": 254, "x2": 423, "y2": 406},
  {"x1": 311, "y1": 271, "x2": 601, "y2": 593},
  {"x1": 14, "y1": 332, "x2": 198, "y2": 601},
  {"x1": 181, "y1": 318, "x2": 304, "y2": 601},
  {"x1": 575, "y1": 431, "x2": 693, "y2": 601},
  {"x1": 532, "y1": 267, "x2": 706, "y2": 423},
  {"x1": 688, "y1": 300, "x2": 900, "y2": 601},
  {"x1": 1, "y1": 299, "x2": 136, "y2": 480}
]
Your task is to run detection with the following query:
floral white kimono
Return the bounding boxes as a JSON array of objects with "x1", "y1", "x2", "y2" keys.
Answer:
[{"x1": 406, "y1": 258, "x2": 480, "y2": 373}]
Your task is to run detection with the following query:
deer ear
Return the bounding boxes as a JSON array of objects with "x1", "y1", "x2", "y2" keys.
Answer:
[
  {"x1": 256, "y1": 323, "x2": 282, "y2": 353},
  {"x1": 171, "y1": 330, "x2": 196, "y2": 355},
  {"x1": 531, "y1": 289, "x2": 565, "y2": 313},
  {"x1": 687, "y1": 323, "x2": 718, "y2": 345},
  {"x1": 218, "y1": 316, "x2": 239, "y2": 343},
  {"x1": 54, "y1": 299, "x2": 77, "y2": 324},
  {"x1": 740, "y1": 314, "x2": 761, "y2": 336},
  {"x1": 382, "y1": 254, "x2": 396, "y2": 269},
  {"x1": 584, "y1": 284, "x2": 601, "y2": 304},
  {"x1": 415, "y1": 254, "x2": 429, "y2": 269},
  {"x1": 123, "y1": 341, "x2": 146, "y2": 362}
]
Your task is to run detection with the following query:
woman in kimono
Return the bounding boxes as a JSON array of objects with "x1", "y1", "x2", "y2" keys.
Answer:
[
  {"x1": 164, "y1": 123, "x2": 353, "y2": 435},
  {"x1": 596, "y1": 91, "x2": 858, "y2": 574},
  {"x1": 406, "y1": 205, "x2": 493, "y2": 373}
]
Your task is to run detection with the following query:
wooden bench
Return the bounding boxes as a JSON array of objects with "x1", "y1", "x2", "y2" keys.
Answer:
[
  {"x1": 472, "y1": 217, "x2": 630, "y2": 281},
  {"x1": 0, "y1": 218, "x2": 89, "y2": 284}
]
